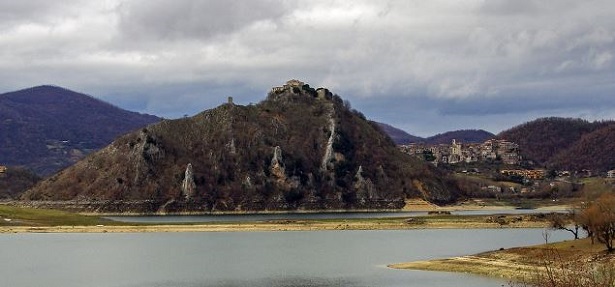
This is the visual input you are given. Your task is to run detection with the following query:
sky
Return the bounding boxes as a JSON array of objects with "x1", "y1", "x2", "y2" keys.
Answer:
[{"x1": 0, "y1": 0, "x2": 614, "y2": 137}]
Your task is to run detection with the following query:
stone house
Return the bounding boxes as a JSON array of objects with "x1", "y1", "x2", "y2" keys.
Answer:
[{"x1": 271, "y1": 79, "x2": 305, "y2": 94}]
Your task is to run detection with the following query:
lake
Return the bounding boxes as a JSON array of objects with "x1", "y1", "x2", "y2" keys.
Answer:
[{"x1": 0, "y1": 228, "x2": 569, "y2": 287}]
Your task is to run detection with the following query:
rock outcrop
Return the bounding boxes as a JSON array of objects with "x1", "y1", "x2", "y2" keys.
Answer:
[{"x1": 182, "y1": 163, "x2": 196, "y2": 200}]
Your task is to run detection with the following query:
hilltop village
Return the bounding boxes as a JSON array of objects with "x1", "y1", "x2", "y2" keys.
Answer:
[
  {"x1": 398, "y1": 139, "x2": 550, "y2": 181},
  {"x1": 400, "y1": 139, "x2": 521, "y2": 166},
  {"x1": 398, "y1": 138, "x2": 615, "y2": 198}
]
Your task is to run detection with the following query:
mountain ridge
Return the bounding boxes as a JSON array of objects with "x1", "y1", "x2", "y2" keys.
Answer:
[
  {"x1": 376, "y1": 122, "x2": 424, "y2": 144},
  {"x1": 0, "y1": 85, "x2": 161, "y2": 175},
  {"x1": 377, "y1": 123, "x2": 495, "y2": 145},
  {"x1": 424, "y1": 129, "x2": 495, "y2": 145}
]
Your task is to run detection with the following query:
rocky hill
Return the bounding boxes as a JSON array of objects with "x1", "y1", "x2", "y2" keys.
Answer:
[
  {"x1": 497, "y1": 117, "x2": 615, "y2": 170},
  {"x1": 0, "y1": 85, "x2": 161, "y2": 175},
  {"x1": 23, "y1": 82, "x2": 458, "y2": 213}
]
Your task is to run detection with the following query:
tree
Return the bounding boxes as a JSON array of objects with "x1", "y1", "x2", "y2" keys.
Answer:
[
  {"x1": 575, "y1": 193, "x2": 615, "y2": 252},
  {"x1": 549, "y1": 211, "x2": 581, "y2": 240}
]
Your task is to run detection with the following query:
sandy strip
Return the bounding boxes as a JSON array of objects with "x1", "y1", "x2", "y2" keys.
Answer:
[
  {"x1": 388, "y1": 255, "x2": 542, "y2": 280},
  {"x1": 0, "y1": 219, "x2": 551, "y2": 233}
]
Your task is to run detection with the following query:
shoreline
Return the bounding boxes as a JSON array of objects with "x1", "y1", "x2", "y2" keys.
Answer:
[
  {"x1": 1, "y1": 215, "x2": 552, "y2": 233},
  {"x1": 3, "y1": 198, "x2": 571, "y2": 216},
  {"x1": 0, "y1": 199, "x2": 571, "y2": 234},
  {"x1": 388, "y1": 255, "x2": 540, "y2": 281},
  {"x1": 389, "y1": 238, "x2": 612, "y2": 282}
]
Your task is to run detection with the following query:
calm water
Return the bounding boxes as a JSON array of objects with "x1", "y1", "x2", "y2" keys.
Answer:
[
  {"x1": 0, "y1": 229, "x2": 568, "y2": 287},
  {"x1": 106, "y1": 209, "x2": 558, "y2": 223}
]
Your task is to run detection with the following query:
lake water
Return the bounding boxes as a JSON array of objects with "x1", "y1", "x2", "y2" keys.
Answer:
[
  {"x1": 0, "y1": 228, "x2": 569, "y2": 287},
  {"x1": 106, "y1": 209, "x2": 558, "y2": 223}
]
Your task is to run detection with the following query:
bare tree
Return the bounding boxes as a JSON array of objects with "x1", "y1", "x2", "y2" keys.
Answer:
[
  {"x1": 575, "y1": 193, "x2": 615, "y2": 252},
  {"x1": 549, "y1": 210, "x2": 581, "y2": 240}
]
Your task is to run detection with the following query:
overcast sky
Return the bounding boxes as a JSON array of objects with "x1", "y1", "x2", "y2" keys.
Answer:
[{"x1": 1, "y1": 0, "x2": 614, "y2": 136}]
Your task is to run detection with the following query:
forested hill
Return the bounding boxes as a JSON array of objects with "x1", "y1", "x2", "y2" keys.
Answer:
[
  {"x1": 547, "y1": 124, "x2": 615, "y2": 171},
  {"x1": 23, "y1": 82, "x2": 458, "y2": 213},
  {"x1": 377, "y1": 124, "x2": 494, "y2": 145},
  {"x1": 376, "y1": 122, "x2": 424, "y2": 144},
  {"x1": 497, "y1": 117, "x2": 615, "y2": 170},
  {"x1": 0, "y1": 85, "x2": 161, "y2": 175}
]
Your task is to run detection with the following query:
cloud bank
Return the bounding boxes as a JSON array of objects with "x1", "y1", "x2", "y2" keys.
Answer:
[{"x1": 0, "y1": 0, "x2": 614, "y2": 136}]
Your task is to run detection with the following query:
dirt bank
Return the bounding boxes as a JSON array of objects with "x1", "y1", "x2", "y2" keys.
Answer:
[{"x1": 389, "y1": 238, "x2": 615, "y2": 282}]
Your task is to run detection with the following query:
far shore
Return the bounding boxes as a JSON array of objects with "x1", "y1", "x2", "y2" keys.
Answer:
[
  {"x1": 3, "y1": 198, "x2": 572, "y2": 216},
  {"x1": 0, "y1": 198, "x2": 573, "y2": 234},
  {"x1": 1, "y1": 217, "x2": 553, "y2": 234}
]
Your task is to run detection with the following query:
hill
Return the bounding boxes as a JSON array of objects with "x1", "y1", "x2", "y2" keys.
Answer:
[
  {"x1": 0, "y1": 166, "x2": 40, "y2": 199},
  {"x1": 497, "y1": 117, "x2": 615, "y2": 170},
  {"x1": 0, "y1": 85, "x2": 161, "y2": 175},
  {"x1": 23, "y1": 81, "x2": 458, "y2": 213},
  {"x1": 376, "y1": 122, "x2": 424, "y2": 144},
  {"x1": 425, "y1": 129, "x2": 494, "y2": 145},
  {"x1": 547, "y1": 124, "x2": 615, "y2": 171}
]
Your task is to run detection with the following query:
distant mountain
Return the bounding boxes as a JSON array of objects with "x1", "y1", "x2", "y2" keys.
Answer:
[
  {"x1": 376, "y1": 122, "x2": 424, "y2": 144},
  {"x1": 23, "y1": 82, "x2": 458, "y2": 213},
  {"x1": 425, "y1": 129, "x2": 494, "y2": 145},
  {"x1": 497, "y1": 117, "x2": 615, "y2": 170},
  {"x1": 0, "y1": 85, "x2": 161, "y2": 175}
]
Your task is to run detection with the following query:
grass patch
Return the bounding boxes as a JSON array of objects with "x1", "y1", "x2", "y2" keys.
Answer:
[{"x1": 0, "y1": 205, "x2": 116, "y2": 226}]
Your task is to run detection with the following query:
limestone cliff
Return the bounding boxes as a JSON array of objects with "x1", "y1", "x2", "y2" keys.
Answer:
[{"x1": 23, "y1": 81, "x2": 458, "y2": 212}]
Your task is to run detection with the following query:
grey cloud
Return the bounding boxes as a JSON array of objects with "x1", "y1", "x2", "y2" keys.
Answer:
[
  {"x1": 0, "y1": 1, "x2": 94, "y2": 29},
  {"x1": 478, "y1": 0, "x2": 581, "y2": 16},
  {"x1": 116, "y1": 0, "x2": 295, "y2": 42},
  {"x1": 1, "y1": 0, "x2": 615, "y2": 136}
]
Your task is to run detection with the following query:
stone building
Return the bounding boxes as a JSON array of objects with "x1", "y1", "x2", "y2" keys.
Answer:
[{"x1": 271, "y1": 79, "x2": 305, "y2": 94}]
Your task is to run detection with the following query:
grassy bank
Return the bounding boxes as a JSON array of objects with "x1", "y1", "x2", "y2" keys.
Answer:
[{"x1": 390, "y1": 238, "x2": 615, "y2": 282}]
